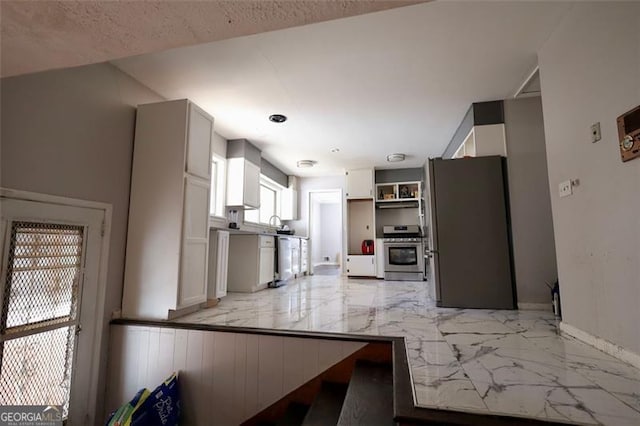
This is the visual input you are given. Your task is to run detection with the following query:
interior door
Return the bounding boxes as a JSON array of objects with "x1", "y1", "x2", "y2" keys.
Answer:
[{"x1": 0, "y1": 197, "x2": 104, "y2": 424}]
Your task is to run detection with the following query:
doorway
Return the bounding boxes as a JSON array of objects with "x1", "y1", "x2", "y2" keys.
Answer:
[
  {"x1": 0, "y1": 191, "x2": 109, "y2": 424},
  {"x1": 308, "y1": 190, "x2": 342, "y2": 276}
]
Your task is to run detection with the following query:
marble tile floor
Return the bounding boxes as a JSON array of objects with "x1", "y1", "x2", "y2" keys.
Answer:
[{"x1": 176, "y1": 276, "x2": 640, "y2": 425}]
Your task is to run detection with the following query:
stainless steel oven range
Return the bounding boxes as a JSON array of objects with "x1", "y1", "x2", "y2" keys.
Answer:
[{"x1": 383, "y1": 225, "x2": 424, "y2": 281}]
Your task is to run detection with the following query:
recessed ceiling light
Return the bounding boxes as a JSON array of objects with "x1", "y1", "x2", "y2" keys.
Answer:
[
  {"x1": 387, "y1": 153, "x2": 406, "y2": 162},
  {"x1": 269, "y1": 114, "x2": 287, "y2": 123},
  {"x1": 329, "y1": 147, "x2": 340, "y2": 153},
  {"x1": 297, "y1": 160, "x2": 316, "y2": 168}
]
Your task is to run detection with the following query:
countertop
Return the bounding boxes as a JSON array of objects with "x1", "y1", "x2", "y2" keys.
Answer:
[{"x1": 210, "y1": 224, "x2": 308, "y2": 239}]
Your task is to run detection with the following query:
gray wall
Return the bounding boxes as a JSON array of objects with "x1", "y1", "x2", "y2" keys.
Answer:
[
  {"x1": 0, "y1": 62, "x2": 164, "y2": 416},
  {"x1": 504, "y1": 97, "x2": 558, "y2": 304},
  {"x1": 538, "y1": 2, "x2": 640, "y2": 353}
]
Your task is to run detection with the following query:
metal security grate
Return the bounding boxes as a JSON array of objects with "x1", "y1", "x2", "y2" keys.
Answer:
[
  {"x1": 0, "y1": 326, "x2": 75, "y2": 412},
  {"x1": 0, "y1": 221, "x2": 85, "y2": 418}
]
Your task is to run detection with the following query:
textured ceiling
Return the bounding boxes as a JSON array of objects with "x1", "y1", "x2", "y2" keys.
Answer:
[
  {"x1": 0, "y1": 0, "x2": 423, "y2": 77},
  {"x1": 113, "y1": 1, "x2": 571, "y2": 176}
]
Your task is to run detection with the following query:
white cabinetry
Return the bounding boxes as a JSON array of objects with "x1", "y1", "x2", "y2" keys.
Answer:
[
  {"x1": 226, "y1": 158, "x2": 260, "y2": 208},
  {"x1": 207, "y1": 229, "x2": 229, "y2": 300},
  {"x1": 228, "y1": 234, "x2": 275, "y2": 292},
  {"x1": 259, "y1": 239, "x2": 275, "y2": 286},
  {"x1": 281, "y1": 176, "x2": 299, "y2": 221},
  {"x1": 291, "y1": 238, "x2": 300, "y2": 277},
  {"x1": 345, "y1": 168, "x2": 376, "y2": 278},
  {"x1": 346, "y1": 255, "x2": 376, "y2": 276},
  {"x1": 453, "y1": 124, "x2": 507, "y2": 158},
  {"x1": 300, "y1": 239, "x2": 308, "y2": 274},
  {"x1": 346, "y1": 168, "x2": 374, "y2": 198},
  {"x1": 123, "y1": 99, "x2": 213, "y2": 319}
]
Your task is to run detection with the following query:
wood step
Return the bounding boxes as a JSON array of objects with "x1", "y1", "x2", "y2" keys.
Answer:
[
  {"x1": 302, "y1": 382, "x2": 348, "y2": 426},
  {"x1": 276, "y1": 402, "x2": 310, "y2": 426},
  {"x1": 337, "y1": 361, "x2": 394, "y2": 426}
]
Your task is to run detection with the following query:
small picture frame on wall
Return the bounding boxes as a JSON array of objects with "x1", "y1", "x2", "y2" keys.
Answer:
[{"x1": 617, "y1": 104, "x2": 640, "y2": 163}]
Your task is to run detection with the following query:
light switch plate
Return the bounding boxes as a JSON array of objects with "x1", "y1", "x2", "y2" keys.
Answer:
[
  {"x1": 559, "y1": 180, "x2": 573, "y2": 198},
  {"x1": 591, "y1": 122, "x2": 602, "y2": 143}
]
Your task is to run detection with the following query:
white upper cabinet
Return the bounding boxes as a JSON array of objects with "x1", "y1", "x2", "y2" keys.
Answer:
[
  {"x1": 226, "y1": 158, "x2": 260, "y2": 209},
  {"x1": 243, "y1": 161, "x2": 260, "y2": 208},
  {"x1": 186, "y1": 104, "x2": 214, "y2": 179},
  {"x1": 122, "y1": 99, "x2": 213, "y2": 320},
  {"x1": 346, "y1": 168, "x2": 374, "y2": 199},
  {"x1": 281, "y1": 176, "x2": 298, "y2": 221}
]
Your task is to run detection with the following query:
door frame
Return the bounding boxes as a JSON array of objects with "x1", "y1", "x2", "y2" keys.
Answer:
[
  {"x1": 0, "y1": 188, "x2": 112, "y2": 424},
  {"x1": 307, "y1": 189, "x2": 343, "y2": 276}
]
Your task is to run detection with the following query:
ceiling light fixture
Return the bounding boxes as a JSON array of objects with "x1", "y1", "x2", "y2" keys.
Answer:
[
  {"x1": 269, "y1": 114, "x2": 287, "y2": 123},
  {"x1": 297, "y1": 160, "x2": 316, "y2": 168},
  {"x1": 386, "y1": 153, "x2": 406, "y2": 162},
  {"x1": 329, "y1": 147, "x2": 340, "y2": 153}
]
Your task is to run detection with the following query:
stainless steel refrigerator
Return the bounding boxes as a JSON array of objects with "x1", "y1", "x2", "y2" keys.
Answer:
[{"x1": 427, "y1": 156, "x2": 516, "y2": 309}]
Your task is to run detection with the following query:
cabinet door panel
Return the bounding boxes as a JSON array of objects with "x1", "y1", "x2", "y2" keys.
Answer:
[
  {"x1": 184, "y1": 177, "x2": 210, "y2": 239},
  {"x1": 346, "y1": 255, "x2": 375, "y2": 276},
  {"x1": 187, "y1": 104, "x2": 213, "y2": 179},
  {"x1": 179, "y1": 241, "x2": 208, "y2": 307},
  {"x1": 346, "y1": 169, "x2": 373, "y2": 198},
  {"x1": 243, "y1": 161, "x2": 261, "y2": 208},
  {"x1": 216, "y1": 231, "x2": 229, "y2": 298},
  {"x1": 180, "y1": 176, "x2": 210, "y2": 308},
  {"x1": 258, "y1": 247, "x2": 274, "y2": 286}
]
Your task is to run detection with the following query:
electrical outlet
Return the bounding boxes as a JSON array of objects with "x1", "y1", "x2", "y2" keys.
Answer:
[
  {"x1": 591, "y1": 122, "x2": 601, "y2": 143},
  {"x1": 559, "y1": 180, "x2": 573, "y2": 198}
]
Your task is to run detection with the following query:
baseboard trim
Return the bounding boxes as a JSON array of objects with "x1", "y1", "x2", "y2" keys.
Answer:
[
  {"x1": 559, "y1": 322, "x2": 640, "y2": 369},
  {"x1": 517, "y1": 302, "x2": 552, "y2": 311}
]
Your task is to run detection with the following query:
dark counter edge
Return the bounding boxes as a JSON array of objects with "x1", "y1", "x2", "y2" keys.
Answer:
[{"x1": 111, "y1": 318, "x2": 576, "y2": 426}]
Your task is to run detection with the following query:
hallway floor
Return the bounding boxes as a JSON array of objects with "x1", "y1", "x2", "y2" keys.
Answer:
[{"x1": 177, "y1": 276, "x2": 640, "y2": 425}]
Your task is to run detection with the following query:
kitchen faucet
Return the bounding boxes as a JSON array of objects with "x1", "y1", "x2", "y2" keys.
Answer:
[{"x1": 268, "y1": 215, "x2": 282, "y2": 229}]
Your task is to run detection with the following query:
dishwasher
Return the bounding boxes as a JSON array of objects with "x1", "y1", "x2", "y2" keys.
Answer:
[{"x1": 273, "y1": 237, "x2": 293, "y2": 286}]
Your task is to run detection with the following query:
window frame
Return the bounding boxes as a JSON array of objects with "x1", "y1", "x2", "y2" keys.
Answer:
[
  {"x1": 244, "y1": 175, "x2": 284, "y2": 226},
  {"x1": 209, "y1": 153, "x2": 227, "y2": 219}
]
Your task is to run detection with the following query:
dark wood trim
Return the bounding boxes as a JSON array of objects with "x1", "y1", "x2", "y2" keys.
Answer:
[{"x1": 110, "y1": 318, "x2": 395, "y2": 343}]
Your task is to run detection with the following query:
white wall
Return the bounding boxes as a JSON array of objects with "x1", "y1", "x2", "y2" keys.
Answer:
[
  {"x1": 107, "y1": 325, "x2": 366, "y2": 424},
  {"x1": 538, "y1": 3, "x2": 640, "y2": 353},
  {"x1": 0, "y1": 62, "x2": 164, "y2": 416},
  {"x1": 310, "y1": 198, "x2": 323, "y2": 264},
  {"x1": 504, "y1": 97, "x2": 558, "y2": 305},
  {"x1": 318, "y1": 203, "x2": 342, "y2": 264},
  {"x1": 284, "y1": 175, "x2": 345, "y2": 238}
]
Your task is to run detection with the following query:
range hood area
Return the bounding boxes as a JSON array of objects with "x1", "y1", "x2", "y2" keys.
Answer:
[{"x1": 376, "y1": 201, "x2": 419, "y2": 209}]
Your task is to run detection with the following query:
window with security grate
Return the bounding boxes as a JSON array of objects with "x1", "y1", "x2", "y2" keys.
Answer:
[{"x1": 0, "y1": 221, "x2": 85, "y2": 419}]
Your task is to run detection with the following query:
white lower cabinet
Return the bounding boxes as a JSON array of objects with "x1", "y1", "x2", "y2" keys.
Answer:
[
  {"x1": 346, "y1": 255, "x2": 376, "y2": 276},
  {"x1": 300, "y1": 239, "x2": 308, "y2": 274},
  {"x1": 207, "y1": 229, "x2": 229, "y2": 299},
  {"x1": 291, "y1": 239, "x2": 300, "y2": 277},
  {"x1": 228, "y1": 234, "x2": 275, "y2": 292},
  {"x1": 178, "y1": 176, "x2": 210, "y2": 308},
  {"x1": 259, "y1": 246, "x2": 275, "y2": 285}
]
